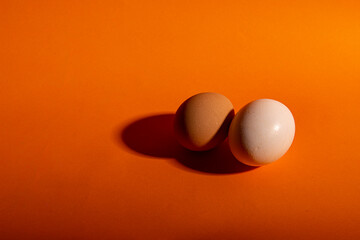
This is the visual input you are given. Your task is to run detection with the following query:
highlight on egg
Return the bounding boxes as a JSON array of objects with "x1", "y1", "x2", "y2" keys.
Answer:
[
  {"x1": 228, "y1": 99, "x2": 295, "y2": 166},
  {"x1": 174, "y1": 92, "x2": 235, "y2": 151}
]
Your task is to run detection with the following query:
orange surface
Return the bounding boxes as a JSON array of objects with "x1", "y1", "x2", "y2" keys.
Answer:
[{"x1": 1, "y1": 1, "x2": 360, "y2": 239}]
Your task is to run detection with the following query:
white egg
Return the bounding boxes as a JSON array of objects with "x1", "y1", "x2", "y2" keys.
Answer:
[{"x1": 228, "y1": 99, "x2": 295, "y2": 166}]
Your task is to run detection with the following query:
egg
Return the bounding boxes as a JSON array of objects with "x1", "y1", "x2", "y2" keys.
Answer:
[
  {"x1": 228, "y1": 99, "x2": 295, "y2": 166},
  {"x1": 174, "y1": 92, "x2": 235, "y2": 151}
]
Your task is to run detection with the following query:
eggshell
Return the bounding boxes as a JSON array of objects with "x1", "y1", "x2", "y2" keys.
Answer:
[
  {"x1": 174, "y1": 92, "x2": 234, "y2": 151},
  {"x1": 229, "y1": 99, "x2": 295, "y2": 166}
]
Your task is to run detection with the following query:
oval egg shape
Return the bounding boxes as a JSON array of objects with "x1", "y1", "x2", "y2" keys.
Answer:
[
  {"x1": 174, "y1": 92, "x2": 234, "y2": 151},
  {"x1": 229, "y1": 99, "x2": 295, "y2": 166}
]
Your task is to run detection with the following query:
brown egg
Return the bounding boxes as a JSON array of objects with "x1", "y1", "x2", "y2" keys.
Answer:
[{"x1": 174, "y1": 92, "x2": 235, "y2": 151}]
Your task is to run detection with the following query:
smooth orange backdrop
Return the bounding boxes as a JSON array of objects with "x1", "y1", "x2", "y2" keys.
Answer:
[{"x1": 1, "y1": 0, "x2": 360, "y2": 239}]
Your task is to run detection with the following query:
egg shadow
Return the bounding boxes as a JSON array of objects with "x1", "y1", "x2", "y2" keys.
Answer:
[{"x1": 119, "y1": 114, "x2": 257, "y2": 174}]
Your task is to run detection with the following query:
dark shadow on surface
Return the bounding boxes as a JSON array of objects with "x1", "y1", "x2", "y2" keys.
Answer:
[{"x1": 119, "y1": 114, "x2": 257, "y2": 174}]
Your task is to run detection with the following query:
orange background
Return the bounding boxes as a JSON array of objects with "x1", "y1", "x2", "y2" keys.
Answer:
[{"x1": 1, "y1": 0, "x2": 360, "y2": 239}]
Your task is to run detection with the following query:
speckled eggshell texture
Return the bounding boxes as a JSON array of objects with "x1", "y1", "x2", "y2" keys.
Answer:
[
  {"x1": 174, "y1": 92, "x2": 235, "y2": 151},
  {"x1": 229, "y1": 99, "x2": 295, "y2": 166}
]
